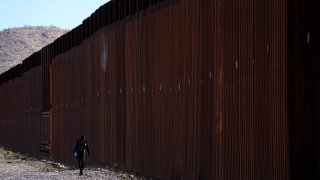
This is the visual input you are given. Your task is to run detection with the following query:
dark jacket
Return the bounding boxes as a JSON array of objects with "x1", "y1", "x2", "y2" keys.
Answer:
[{"x1": 73, "y1": 139, "x2": 90, "y2": 156}]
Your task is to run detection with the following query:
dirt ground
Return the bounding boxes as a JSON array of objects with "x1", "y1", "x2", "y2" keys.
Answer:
[{"x1": 0, "y1": 148, "x2": 141, "y2": 180}]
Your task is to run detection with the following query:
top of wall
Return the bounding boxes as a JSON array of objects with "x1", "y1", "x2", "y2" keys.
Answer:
[{"x1": 0, "y1": 0, "x2": 170, "y2": 85}]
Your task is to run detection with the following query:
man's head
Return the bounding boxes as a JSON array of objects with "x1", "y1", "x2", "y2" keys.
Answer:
[{"x1": 80, "y1": 136, "x2": 85, "y2": 141}]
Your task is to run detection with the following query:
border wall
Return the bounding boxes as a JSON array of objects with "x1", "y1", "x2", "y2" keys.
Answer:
[{"x1": 0, "y1": 0, "x2": 319, "y2": 179}]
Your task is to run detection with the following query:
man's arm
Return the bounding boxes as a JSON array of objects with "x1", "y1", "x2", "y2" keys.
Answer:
[
  {"x1": 85, "y1": 141, "x2": 90, "y2": 156},
  {"x1": 73, "y1": 141, "x2": 78, "y2": 154}
]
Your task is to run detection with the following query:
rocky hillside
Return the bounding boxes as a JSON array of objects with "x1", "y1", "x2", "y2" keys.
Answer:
[{"x1": 0, "y1": 26, "x2": 68, "y2": 74}]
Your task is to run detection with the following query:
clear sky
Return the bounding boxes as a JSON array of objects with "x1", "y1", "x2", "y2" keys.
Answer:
[{"x1": 0, "y1": 0, "x2": 110, "y2": 31}]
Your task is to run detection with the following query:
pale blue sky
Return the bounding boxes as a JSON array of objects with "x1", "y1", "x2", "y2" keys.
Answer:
[{"x1": 0, "y1": 0, "x2": 110, "y2": 31}]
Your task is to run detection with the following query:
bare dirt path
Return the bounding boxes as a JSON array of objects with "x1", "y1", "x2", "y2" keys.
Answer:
[{"x1": 0, "y1": 149, "x2": 139, "y2": 180}]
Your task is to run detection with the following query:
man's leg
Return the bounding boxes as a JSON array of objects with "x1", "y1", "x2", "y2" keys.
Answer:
[
  {"x1": 77, "y1": 156, "x2": 81, "y2": 170},
  {"x1": 79, "y1": 155, "x2": 84, "y2": 175}
]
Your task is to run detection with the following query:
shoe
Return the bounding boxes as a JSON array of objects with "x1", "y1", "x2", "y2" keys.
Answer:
[{"x1": 80, "y1": 171, "x2": 83, "y2": 176}]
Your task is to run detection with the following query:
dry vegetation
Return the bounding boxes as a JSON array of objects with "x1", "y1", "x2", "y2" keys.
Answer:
[
  {"x1": 0, "y1": 147, "x2": 30, "y2": 161},
  {"x1": 0, "y1": 25, "x2": 68, "y2": 74}
]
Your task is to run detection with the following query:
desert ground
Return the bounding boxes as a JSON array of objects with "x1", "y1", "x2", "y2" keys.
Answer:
[{"x1": 0, "y1": 147, "x2": 141, "y2": 180}]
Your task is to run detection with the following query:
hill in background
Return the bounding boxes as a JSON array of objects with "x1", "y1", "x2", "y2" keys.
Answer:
[{"x1": 0, "y1": 26, "x2": 68, "y2": 74}]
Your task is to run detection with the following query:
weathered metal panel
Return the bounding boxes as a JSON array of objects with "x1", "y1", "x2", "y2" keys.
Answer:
[
  {"x1": 220, "y1": 0, "x2": 289, "y2": 179},
  {"x1": 0, "y1": 66, "x2": 43, "y2": 158},
  {"x1": 48, "y1": 0, "x2": 290, "y2": 179},
  {"x1": 288, "y1": 0, "x2": 320, "y2": 179}
]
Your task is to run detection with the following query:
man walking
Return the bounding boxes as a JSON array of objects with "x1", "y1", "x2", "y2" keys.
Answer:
[{"x1": 73, "y1": 136, "x2": 90, "y2": 175}]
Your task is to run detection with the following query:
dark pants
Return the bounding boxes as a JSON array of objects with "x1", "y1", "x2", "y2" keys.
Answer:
[{"x1": 77, "y1": 153, "x2": 84, "y2": 175}]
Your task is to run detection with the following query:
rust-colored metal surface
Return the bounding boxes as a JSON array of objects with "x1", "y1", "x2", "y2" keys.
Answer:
[
  {"x1": 220, "y1": 0, "x2": 289, "y2": 179},
  {"x1": 0, "y1": 0, "x2": 317, "y2": 179},
  {"x1": 49, "y1": 0, "x2": 289, "y2": 179},
  {"x1": 0, "y1": 66, "x2": 44, "y2": 158},
  {"x1": 288, "y1": 0, "x2": 320, "y2": 179}
]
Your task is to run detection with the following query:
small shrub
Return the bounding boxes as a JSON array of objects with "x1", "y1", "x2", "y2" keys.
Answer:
[{"x1": 0, "y1": 147, "x2": 31, "y2": 161}]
